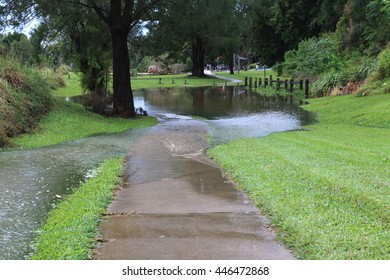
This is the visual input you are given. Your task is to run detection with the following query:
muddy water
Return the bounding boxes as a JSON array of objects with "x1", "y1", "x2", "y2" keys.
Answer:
[
  {"x1": 0, "y1": 86, "x2": 314, "y2": 259},
  {"x1": 134, "y1": 86, "x2": 314, "y2": 144}
]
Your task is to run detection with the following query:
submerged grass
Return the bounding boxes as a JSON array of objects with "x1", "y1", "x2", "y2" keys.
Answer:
[
  {"x1": 208, "y1": 92, "x2": 390, "y2": 259},
  {"x1": 31, "y1": 157, "x2": 124, "y2": 260}
]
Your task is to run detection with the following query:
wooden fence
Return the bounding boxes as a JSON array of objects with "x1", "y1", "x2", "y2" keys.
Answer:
[{"x1": 244, "y1": 75, "x2": 310, "y2": 98}]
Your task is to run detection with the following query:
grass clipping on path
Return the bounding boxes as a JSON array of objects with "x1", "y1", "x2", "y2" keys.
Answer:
[
  {"x1": 31, "y1": 157, "x2": 123, "y2": 260},
  {"x1": 208, "y1": 93, "x2": 390, "y2": 259}
]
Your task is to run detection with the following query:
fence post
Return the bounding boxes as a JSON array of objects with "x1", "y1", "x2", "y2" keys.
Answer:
[
  {"x1": 264, "y1": 78, "x2": 268, "y2": 88},
  {"x1": 276, "y1": 78, "x2": 280, "y2": 90},
  {"x1": 285, "y1": 79, "x2": 288, "y2": 90},
  {"x1": 290, "y1": 79, "x2": 294, "y2": 92},
  {"x1": 305, "y1": 80, "x2": 309, "y2": 98},
  {"x1": 259, "y1": 78, "x2": 262, "y2": 86},
  {"x1": 270, "y1": 75, "x2": 273, "y2": 86},
  {"x1": 249, "y1": 77, "x2": 252, "y2": 88},
  {"x1": 245, "y1": 76, "x2": 248, "y2": 87},
  {"x1": 159, "y1": 78, "x2": 162, "y2": 84},
  {"x1": 254, "y1": 78, "x2": 258, "y2": 88},
  {"x1": 300, "y1": 80, "x2": 303, "y2": 90}
]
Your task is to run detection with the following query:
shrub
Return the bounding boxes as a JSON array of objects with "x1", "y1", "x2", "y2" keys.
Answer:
[
  {"x1": 282, "y1": 36, "x2": 339, "y2": 79},
  {"x1": 311, "y1": 72, "x2": 341, "y2": 97},
  {"x1": 0, "y1": 56, "x2": 54, "y2": 147},
  {"x1": 373, "y1": 44, "x2": 390, "y2": 80}
]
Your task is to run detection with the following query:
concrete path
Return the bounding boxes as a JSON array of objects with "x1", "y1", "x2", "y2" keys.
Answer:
[
  {"x1": 93, "y1": 115, "x2": 294, "y2": 259},
  {"x1": 204, "y1": 70, "x2": 243, "y2": 83}
]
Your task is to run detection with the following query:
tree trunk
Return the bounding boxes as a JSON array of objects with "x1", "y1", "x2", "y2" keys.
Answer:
[
  {"x1": 110, "y1": 28, "x2": 135, "y2": 117},
  {"x1": 191, "y1": 36, "x2": 206, "y2": 77},
  {"x1": 229, "y1": 59, "x2": 234, "y2": 75}
]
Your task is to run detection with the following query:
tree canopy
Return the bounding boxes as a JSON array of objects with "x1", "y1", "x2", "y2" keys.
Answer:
[{"x1": 1, "y1": 0, "x2": 389, "y2": 114}]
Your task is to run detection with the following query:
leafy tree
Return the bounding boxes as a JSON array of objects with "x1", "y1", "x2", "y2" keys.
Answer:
[
  {"x1": 1, "y1": 0, "x2": 164, "y2": 117},
  {"x1": 365, "y1": 0, "x2": 390, "y2": 54},
  {"x1": 29, "y1": 23, "x2": 49, "y2": 65},
  {"x1": 245, "y1": 0, "x2": 346, "y2": 65},
  {"x1": 147, "y1": 0, "x2": 237, "y2": 77},
  {"x1": 0, "y1": 32, "x2": 33, "y2": 64}
]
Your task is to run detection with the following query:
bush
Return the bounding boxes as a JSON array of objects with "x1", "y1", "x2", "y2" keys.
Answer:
[
  {"x1": 57, "y1": 64, "x2": 73, "y2": 75},
  {"x1": 311, "y1": 71, "x2": 341, "y2": 97},
  {"x1": 0, "y1": 57, "x2": 54, "y2": 147},
  {"x1": 373, "y1": 45, "x2": 390, "y2": 80},
  {"x1": 282, "y1": 36, "x2": 339, "y2": 79}
]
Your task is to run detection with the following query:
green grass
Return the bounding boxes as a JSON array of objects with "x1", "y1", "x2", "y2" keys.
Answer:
[
  {"x1": 208, "y1": 92, "x2": 390, "y2": 259},
  {"x1": 0, "y1": 57, "x2": 55, "y2": 147},
  {"x1": 11, "y1": 98, "x2": 157, "y2": 149},
  {"x1": 31, "y1": 157, "x2": 124, "y2": 260},
  {"x1": 53, "y1": 72, "x2": 226, "y2": 97},
  {"x1": 131, "y1": 73, "x2": 223, "y2": 89},
  {"x1": 53, "y1": 72, "x2": 84, "y2": 97}
]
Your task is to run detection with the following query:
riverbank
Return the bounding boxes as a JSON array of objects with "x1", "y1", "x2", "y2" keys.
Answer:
[{"x1": 208, "y1": 92, "x2": 390, "y2": 259}]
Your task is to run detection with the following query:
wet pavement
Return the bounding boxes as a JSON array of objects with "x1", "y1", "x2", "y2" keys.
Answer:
[{"x1": 93, "y1": 115, "x2": 295, "y2": 260}]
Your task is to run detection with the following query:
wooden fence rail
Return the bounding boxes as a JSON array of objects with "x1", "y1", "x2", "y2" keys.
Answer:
[{"x1": 245, "y1": 75, "x2": 310, "y2": 98}]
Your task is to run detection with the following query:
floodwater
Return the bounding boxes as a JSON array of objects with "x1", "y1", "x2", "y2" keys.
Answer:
[
  {"x1": 134, "y1": 86, "x2": 314, "y2": 144},
  {"x1": 0, "y1": 86, "x2": 315, "y2": 259},
  {"x1": 0, "y1": 130, "x2": 147, "y2": 259}
]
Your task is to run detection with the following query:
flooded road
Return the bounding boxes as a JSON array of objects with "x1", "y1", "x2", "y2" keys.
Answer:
[
  {"x1": 0, "y1": 86, "x2": 314, "y2": 259},
  {"x1": 94, "y1": 115, "x2": 295, "y2": 259}
]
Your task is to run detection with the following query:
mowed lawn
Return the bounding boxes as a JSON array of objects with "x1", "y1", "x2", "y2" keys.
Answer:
[{"x1": 208, "y1": 93, "x2": 390, "y2": 259}]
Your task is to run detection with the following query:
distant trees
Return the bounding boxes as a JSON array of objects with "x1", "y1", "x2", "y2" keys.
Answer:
[
  {"x1": 1, "y1": 0, "x2": 389, "y2": 112},
  {"x1": 147, "y1": 0, "x2": 238, "y2": 77},
  {"x1": 0, "y1": 32, "x2": 33, "y2": 64}
]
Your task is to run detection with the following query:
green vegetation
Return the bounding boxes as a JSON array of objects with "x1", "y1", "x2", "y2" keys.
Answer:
[
  {"x1": 208, "y1": 92, "x2": 390, "y2": 259},
  {"x1": 132, "y1": 74, "x2": 223, "y2": 89},
  {"x1": 0, "y1": 56, "x2": 55, "y2": 147},
  {"x1": 53, "y1": 72, "x2": 83, "y2": 97},
  {"x1": 12, "y1": 98, "x2": 156, "y2": 149},
  {"x1": 31, "y1": 157, "x2": 123, "y2": 260}
]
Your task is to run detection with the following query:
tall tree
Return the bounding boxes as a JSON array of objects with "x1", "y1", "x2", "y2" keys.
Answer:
[
  {"x1": 1, "y1": 0, "x2": 163, "y2": 117},
  {"x1": 148, "y1": 0, "x2": 237, "y2": 77}
]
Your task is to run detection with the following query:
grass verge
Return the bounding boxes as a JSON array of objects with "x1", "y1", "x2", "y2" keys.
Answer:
[
  {"x1": 208, "y1": 93, "x2": 390, "y2": 259},
  {"x1": 31, "y1": 157, "x2": 124, "y2": 260},
  {"x1": 11, "y1": 98, "x2": 157, "y2": 149}
]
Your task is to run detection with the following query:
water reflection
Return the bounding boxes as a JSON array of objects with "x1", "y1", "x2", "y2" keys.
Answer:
[
  {"x1": 134, "y1": 86, "x2": 315, "y2": 144},
  {"x1": 0, "y1": 86, "x2": 315, "y2": 259}
]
